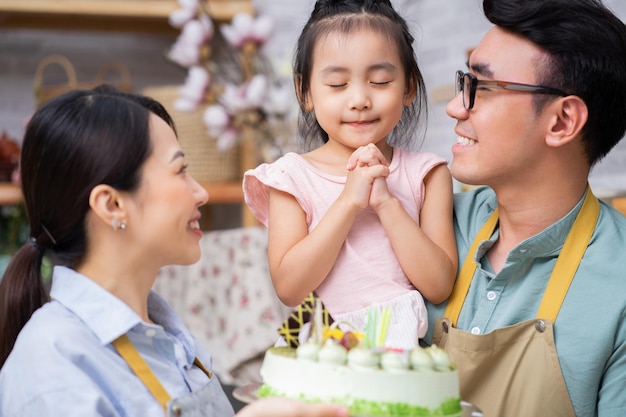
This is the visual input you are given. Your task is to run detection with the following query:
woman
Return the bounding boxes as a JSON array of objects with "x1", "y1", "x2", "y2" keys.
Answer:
[{"x1": 0, "y1": 85, "x2": 347, "y2": 417}]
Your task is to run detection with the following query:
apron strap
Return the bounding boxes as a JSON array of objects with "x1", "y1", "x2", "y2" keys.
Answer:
[
  {"x1": 445, "y1": 207, "x2": 499, "y2": 327},
  {"x1": 445, "y1": 185, "x2": 600, "y2": 326},
  {"x1": 112, "y1": 334, "x2": 213, "y2": 410},
  {"x1": 537, "y1": 188, "x2": 599, "y2": 320},
  {"x1": 112, "y1": 334, "x2": 171, "y2": 410},
  {"x1": 193, "y1": 357, "x2": 213, "y2": 379}
]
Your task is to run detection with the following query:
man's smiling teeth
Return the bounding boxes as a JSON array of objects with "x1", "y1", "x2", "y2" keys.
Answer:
[
  {"x1": 189, "y1": 220, "x2": 200, "y2": 230},
  {"x1": 457, "y1": 136, "x2": 477, "y2": 146}
]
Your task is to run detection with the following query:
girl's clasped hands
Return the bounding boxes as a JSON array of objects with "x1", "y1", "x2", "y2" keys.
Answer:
[{"x1": 345, "y1": 143, "x2": 392, "y2": 210}]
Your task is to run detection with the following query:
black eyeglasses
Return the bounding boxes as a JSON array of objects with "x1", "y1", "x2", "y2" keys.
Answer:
[{"x1": 455, "y1": 70, "x2": 569, "y2": 110}]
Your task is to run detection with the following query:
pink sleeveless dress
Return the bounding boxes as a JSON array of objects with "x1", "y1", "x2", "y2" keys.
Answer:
[{"x1": 243, "y1": 148, "x2": 447, "y2": 349}]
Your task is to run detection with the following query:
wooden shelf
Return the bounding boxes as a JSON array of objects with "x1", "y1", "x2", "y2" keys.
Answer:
[
  {"x1": 0, "y1": 0, "x2": 254, "y2": 33},
  {"x1": 0, "y1": 1, "x2": 178, "y2": 18}
]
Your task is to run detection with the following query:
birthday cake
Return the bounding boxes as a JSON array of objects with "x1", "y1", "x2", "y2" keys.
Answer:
[{"x1": 257, "y1": 296, "x2": 461, "y2": 416}]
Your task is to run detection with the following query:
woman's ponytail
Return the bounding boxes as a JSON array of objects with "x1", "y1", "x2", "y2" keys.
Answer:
[{"x1": 0, "y1": 242, "x2": 48, "y2": 368}]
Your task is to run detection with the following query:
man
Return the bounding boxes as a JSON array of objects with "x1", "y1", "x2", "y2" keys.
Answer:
[{"x1": 424, "y1": 1, "x2": 626, "y2": 416}]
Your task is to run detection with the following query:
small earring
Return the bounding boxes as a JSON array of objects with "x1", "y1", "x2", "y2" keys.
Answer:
[{"x1": 112, "y1": 217, "x2": 127, "y2": 231}]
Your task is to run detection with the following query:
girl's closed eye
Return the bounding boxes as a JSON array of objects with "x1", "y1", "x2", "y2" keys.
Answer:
[
  {"x1": 327, "y1": 81, "x2": 348, "y2": 89},
  {"x1": 178, "y1": 163, "x2": 189, "y2": 174}
]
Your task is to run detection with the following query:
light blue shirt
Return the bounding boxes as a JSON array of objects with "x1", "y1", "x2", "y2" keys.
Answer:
[
  {"x1": 425, "y1": 187, "x2": 626, "y2": 417},
  {"x1": 0, "y1": 266, "x2": 233, "y2": 417}
]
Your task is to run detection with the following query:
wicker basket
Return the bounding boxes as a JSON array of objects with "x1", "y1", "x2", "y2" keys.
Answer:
[
  {"x1": 143, "y1": 85, "x2": 240, "y2": 183},
  {"x1": 33, "y1": 54, "x2": 132, "y2": 107}
]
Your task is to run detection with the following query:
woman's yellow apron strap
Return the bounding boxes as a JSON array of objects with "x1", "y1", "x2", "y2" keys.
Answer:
[
  {"x1": 112, "y1": 334, "x2": 171, "y2": 410},
  {"x1": 112, "y1": 334, "x2": 213, "y2": 411},
  {"x1": 445, "y1": 185, "x2": 600, "y2": 325}
]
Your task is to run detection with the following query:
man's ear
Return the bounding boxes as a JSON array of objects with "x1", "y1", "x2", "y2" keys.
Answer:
[
  {"x1": 89, "y1": 184, "x2": 125, "y2": 228},
  {"x1": 295, "y1": 75, "x2": 314, "y2": 112},
  {"x1": 546, "y1": 95, "x2": 588, "y2": 147}
]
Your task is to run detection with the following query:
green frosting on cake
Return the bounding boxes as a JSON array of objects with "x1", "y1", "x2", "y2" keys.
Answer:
[{"x1": 257, "y1": 384, "x2": 462, "y2": 417}]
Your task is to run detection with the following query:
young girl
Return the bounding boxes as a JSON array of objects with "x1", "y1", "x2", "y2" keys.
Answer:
[{"x1": 243, "y1": 0, "x2": 457, "y2": 349}]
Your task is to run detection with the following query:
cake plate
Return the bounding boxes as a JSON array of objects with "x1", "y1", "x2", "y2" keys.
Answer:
[{"x1": 233, "y1": 383, "x2": 483, "y2": 417}]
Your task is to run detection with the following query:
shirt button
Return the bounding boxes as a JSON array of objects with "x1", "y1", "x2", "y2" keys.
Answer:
[
  {"x1": 145, "y1": 329, "x2": 157, "y2": 337},
  {"x1": 471, "y1": 326, "x2": 481, "y2": 335},
  {"x1": 486, "y1": 291, "x2": 497, "y2": 301}
]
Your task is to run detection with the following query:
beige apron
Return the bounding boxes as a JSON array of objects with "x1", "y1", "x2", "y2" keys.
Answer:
[
  {"x1": 112, "y1": 334, "x2": 235, "y2": 417},
  {"x1": 433, "y1": 187, "x2": 599, "y2": 417}
]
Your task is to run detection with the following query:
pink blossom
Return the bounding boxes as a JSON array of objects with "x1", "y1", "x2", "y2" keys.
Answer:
[
  {"x1": 168, "y1": 8, "x2": 196, "y2": 28},
  {"x1": 220, "y1": 13, "x2": 273, "y2": 48},
  {"x1": 168, "y1": 17, "x2": 214, "y2": 67},
  {"x1": 250, "y1": 15, "x2": 273, "y2": 42},
  {"x1": 168, "y1": 0, "x2": 199, "y2": 28},
  {"x1": 181, "y1": 19, "x2": 210, "y2": 45},
  {"x1": 167, "y1": 40, "x2": 201, "y2": 67},
  {"x1": 181, "y1": 66, "x2": 210, "y2": 98},
  {"x1": 197, "y1": 14, "x2": 214, "y2": 40},
  {"x1": 220, "y1": 83, "x2": 248, "y2": 113},
  {"x1": 173, "y1": 96, "x2": 197, "y2": 112},
  {"x1": 245, "y1": 74, "x2": 269, "y2": 108},
  {"x1": 203, "y1": 104, "x2": 231, "y2": 137},
  {"x1": 177, "y1": 0, "x2": 198, "y2": 9},
  {"x1": 216, "y1": 128, "x2": 239, "y2": 151},
  {"x1": 174, "y1": 66, "x2": 210, "y2": 111},
  {"x1": 220, "y1": 75, "x2": 268, "y2": 113},
  {"x1": 263, "y1": 79, "x2": 296, "y2": 116}
]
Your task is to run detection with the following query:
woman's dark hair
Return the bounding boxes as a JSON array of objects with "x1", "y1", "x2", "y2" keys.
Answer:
[
  {"x1": 294, "y1": 0, "x2": 427, "y2": 151},
  {"x1": 0, "y1": 85, "x2": 175, "y2": 367},
  {"x1": 483, "y1": 0, "x2": 626, "y2": 166}
]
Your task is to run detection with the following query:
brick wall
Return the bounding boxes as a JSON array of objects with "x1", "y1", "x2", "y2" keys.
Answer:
[{"x1": 1, "y1": 0, "x2": 625, "y2": 194}]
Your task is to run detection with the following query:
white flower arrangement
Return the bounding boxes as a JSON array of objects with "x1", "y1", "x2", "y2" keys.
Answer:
[{"x1": 167, "y1": 0, "x2": 297, "y2": 160}]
